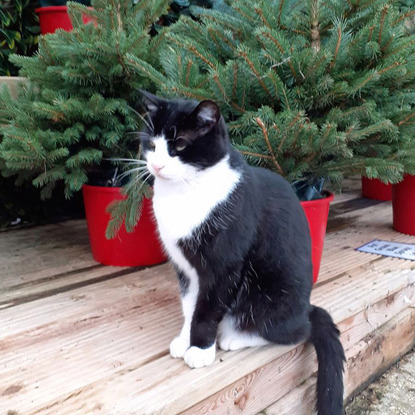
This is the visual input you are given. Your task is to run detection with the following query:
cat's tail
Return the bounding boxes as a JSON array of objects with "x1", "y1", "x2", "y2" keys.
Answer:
[{"x1": 309, "y1": 305, "x2": 345, "y2": 415}]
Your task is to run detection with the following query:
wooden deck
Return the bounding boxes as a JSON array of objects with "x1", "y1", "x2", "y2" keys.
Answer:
[{"x1": 1, "y1": 178, "x2": 415, "y2": 415}]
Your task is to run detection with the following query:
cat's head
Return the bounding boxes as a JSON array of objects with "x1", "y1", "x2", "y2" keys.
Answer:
[{"x1": 138, "y1": 91, "x2": 230, "y2": 182}]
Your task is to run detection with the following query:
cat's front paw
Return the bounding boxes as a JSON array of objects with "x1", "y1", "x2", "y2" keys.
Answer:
[
  {"x1": 170, "y1": 336, "x2": 190, "y2": 358},
  {"x1": 184, "y1": 344, "x2": 216, "y2": 369}
]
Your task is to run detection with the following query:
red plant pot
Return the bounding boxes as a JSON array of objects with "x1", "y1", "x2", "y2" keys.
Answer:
[
  {"x1": 301, "y1": 192, "x2": 334, "y2": 283},
  {"x1": 82, "y1": 185, "x2": 166, "y2": 267},
  {"x1": 392, "y1": 174, "x2": 415, "y2": 236},
  {"x1": 36, "y1": 6, "x2": 94, "y2": 34},
  {"x1": 361, "y1": 177, "x2": 392, "y2": 201}
]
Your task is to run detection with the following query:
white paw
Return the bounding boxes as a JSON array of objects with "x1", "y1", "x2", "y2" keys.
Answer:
[
  {"x1": 218, "y1": 334, "x2": 246, "y2": 351},
  {"x1": 184, "y1": 344, "x2": 216, "y2": 368},
  {"x1": 218, "y1": 332, "x2": 269, "y2": 351},
  {"x1": 170, "y1": 336, "x2": 190, "y2": 358}
]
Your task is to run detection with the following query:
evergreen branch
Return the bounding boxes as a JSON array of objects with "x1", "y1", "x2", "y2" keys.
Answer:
[
  {"x1": 310, "y1": 0, "x2": 321, "y2": 53},
  {"x1": 277, "y1": 0, "x2": 285, "y2": 27},
  {"x1": 384, "y1": 39, "x2": 415, "y2": 59},
  {"x1": 381, "y1": 35, "x2": 394, "y2": 54},
  {"x1": 281, "y1": 84, "x2": 291, "y2": 111},
  {"x1": 378, "y1": 61, "x2": 402, "y2": 76},
  {"x1": 150, "y1": 30, "x2": 167, "y2": 54},
  {"x1": 329, "y1": 27, "x2": 342, "y2": 70},
  {"x1": 378, "y1": 5, "x2": 389, "y2": 46},
  {"x1": 161, "y1": 34, "x2": 217, "y2": 70},
  {"x1": 261, "y1": 30, "x2": 284, "y2": 53},
  {"x1": 368, "y1": 25, "x2": 375, "y2": 42},
  {"x1": 398, "y1": 110, "x2": 415, "y2": 127},
  {"x1": 393, "y1": 10, "x2": 415, "y2": 26},
  {"x1": 212, "y1": 73, "x2": 246, "y2": 113},
  {"x1": 166, "y1": 86, "x2": 208, "y2": 102},
  {"x1": 208, "y1": 27, "x2": 237, "y2": 53},
  {"x1": 304, "y1": 54, "x2": 327, "y2": 79},
  {"x1": 185, "y1": 59, "x2": 193, "y2": 87},
  {"x1": 195, "y1": 78, "x2": 210, "y2": 90},
  {"x1": 254, "y1": 7, "x2": 271, "y2": 29},
  {"x1": 239, "y1": 150, "x2": 273, "y2": 160},
  {"x1": 352, "y1": 72, "x2": 378, "y2": 93},
  {"x1": 233, "y1": 7, "x2": 256, "y2": 23},
  {"x1": 239, "y1": 50, "x2": 272, "y2": 97},
  {"x1": 255, "y1": 117, "x2": 284, "y2": 175},
  {"x1": 232, "y1": 62, "x2": 238, "y2": 101},
  {"x1": 260, "y1": 31, "x2": 298, "y2": 82},
  {"x1": 187, "y1": 45, "x2": 216, "y2": 70}
]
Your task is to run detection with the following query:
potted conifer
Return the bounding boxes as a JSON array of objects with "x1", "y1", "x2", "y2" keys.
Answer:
[
  {"x1": 0, "y1": 0, "x2": 172, "y2": 266},
  {"x1": 128, "y1": 0, "x2": 414, "y2": 281}
]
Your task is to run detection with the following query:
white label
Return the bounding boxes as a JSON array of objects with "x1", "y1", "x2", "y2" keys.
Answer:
[{"x1": 356, "y1": 240, "x2": 415, "y2": 261}]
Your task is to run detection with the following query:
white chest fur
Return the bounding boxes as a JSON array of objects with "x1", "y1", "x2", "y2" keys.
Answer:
[{"x1": 152, "y1": 156, "x2": 240, "y2": 263}]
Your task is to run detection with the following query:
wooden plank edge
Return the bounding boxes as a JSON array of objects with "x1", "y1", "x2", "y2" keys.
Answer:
[
  {"x1": 179, "y1": 285, "x2": 415, "y2": 415},
  {"x1": 259, "y1": 307, "x2": 415, "y2": 415},
  {"x1": 0, "y1": 267, "x2": 140, "y2": 309},
  {"x1": 24, "y1": 267, "x2": 413, "y2": 415}
]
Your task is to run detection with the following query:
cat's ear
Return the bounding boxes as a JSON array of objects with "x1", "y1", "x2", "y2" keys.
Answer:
[
  {"x1": 191, "y1": 100, "x2": 221, "y2": 133},
  {"x1": 139, "y1": 90, "x2": 163, "y2": 114}
]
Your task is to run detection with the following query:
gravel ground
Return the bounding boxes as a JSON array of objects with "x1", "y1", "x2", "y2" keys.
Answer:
[{"x1": 346, "y1": 348, "x2": 415, "y2": 415}]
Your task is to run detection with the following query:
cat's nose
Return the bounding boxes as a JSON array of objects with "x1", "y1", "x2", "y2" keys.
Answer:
[{"x1": 151, "y1": 163, "x2": 165, "y2": 174}]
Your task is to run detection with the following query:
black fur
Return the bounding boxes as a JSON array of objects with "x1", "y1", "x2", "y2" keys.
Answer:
[{"x1": 140, "y1": 93, "x2": 345, "y2": 414}]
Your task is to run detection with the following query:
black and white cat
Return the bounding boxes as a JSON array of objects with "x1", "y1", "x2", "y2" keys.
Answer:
[{"x1": 138, "y1": 92, "x2": 345, "y2": 415}]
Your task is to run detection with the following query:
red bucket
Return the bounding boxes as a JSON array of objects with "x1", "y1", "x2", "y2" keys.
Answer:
[
  {"x1": 82, "y1": 185, "x2": 166, "y2": 267},
  {"x1": 301, "y1": 192, "x2": 334, "y2": 283},
  {"x1": 36, "y1": 6, "x2": 94, "y2": 34},
  {"x1": 392, "y1": 174, "x2": 415, "y2": 236},
  {"x1": 362, "y1": 177, "x2": 392, "y2": 201}
]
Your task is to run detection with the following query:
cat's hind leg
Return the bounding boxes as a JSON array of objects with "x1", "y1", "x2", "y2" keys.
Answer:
[{"x1": 218, "y1": 314, "x2": 270, "y2": 351}]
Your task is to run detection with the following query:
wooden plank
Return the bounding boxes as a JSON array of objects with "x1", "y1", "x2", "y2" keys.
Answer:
[
  {"x1": 261, "y1": 307, "x2": 415, "y2": 415},
  {"x1": 345, "y1": 307, "x2": 415, "y2": 398},
  {"x1": 0, "y1": 267, "x2": 181, "y2": 414},
  {"x1": 183, "y1": 276, "x2": 415, "y2": 415},
  {"x1": 0, "y1": 261, "x2": 101, "y2": 292},
  {"x1": 0, "y1": 220, "x2": 93, "y2": 281},
  {"x1": 2, "y1": 261, "x2": 411, "y2": 415},
  {"x1": 259, "y1": 377, "x2": 317, "y2": 415},
  {"x1": 2, "y1": 183, "x2": 415, "y2": 415},
  {"x1": 0, "y1": 265, "x2": 134, "y2": 308},
  {"x1": 0, "y1": 263, "x2": 175, "y2": 338}
]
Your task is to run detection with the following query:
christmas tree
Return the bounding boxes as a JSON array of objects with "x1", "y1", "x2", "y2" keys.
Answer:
[
  {"x1": 132, "y1": 0, "x2": 415, "y2": 198},
  {"x1": 0, "y1": 0, "x2": 171, "y2": 234}
]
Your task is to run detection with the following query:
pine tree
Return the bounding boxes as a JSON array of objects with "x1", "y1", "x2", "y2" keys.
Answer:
[
  {"x1": 133, "y1": 0, "x2": 415, "y2": 198},
  {"x1": 0, "y1": 0, "x2": 170, "y2": 232}
]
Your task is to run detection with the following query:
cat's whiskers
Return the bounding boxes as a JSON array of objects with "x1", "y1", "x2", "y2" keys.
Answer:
[
  {"x1": 115, "y1": 166, "x2": 149, "y2": 184},
  {"x1": 129, "y1": 107, "x2": 154, "y2": 133},
  {"x1": 105, "y1": 157, "x2": 147, "y2": 165},
  {"x1": 126, "y1": 131, "x2": 152, "y2": 141},
  {"x1": 125, "y1": 171, "x2": 152, "y2": 194}
]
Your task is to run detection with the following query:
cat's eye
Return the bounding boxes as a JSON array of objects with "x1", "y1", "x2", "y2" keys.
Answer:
[
  {"x1": 148, "y1": 140, "x2": 156, "y2": 151},
  {"x1": 175, "y1": 138, "x2": 187, "y2": 152}
]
